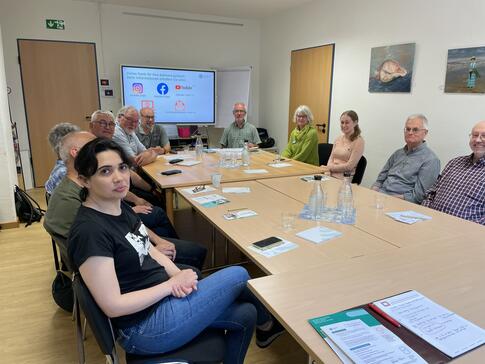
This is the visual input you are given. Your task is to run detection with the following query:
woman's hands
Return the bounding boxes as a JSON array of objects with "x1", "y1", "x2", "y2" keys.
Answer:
[{"x1": 169, "y1": 269, "x2": 198, "y2": 298}]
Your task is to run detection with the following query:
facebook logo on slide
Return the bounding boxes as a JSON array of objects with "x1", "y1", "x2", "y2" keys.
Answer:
[{"x1": 157, "y1": 83, "x2": 169, "y2": 95}]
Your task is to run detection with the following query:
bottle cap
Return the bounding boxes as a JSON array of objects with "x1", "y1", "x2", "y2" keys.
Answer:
[
  {"x1": 343, "y1": 171, "x2": 352, "y2": 178},
  {"x1": 313, "y1": 175, "x2": 322, "y2": 181}
]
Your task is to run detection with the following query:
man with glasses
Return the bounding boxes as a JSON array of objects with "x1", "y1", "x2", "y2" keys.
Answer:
[
  {"x1": 89, "y1": 110, "x2": 116, "y2": 139},
  {"x1": 372, "y1": 114, "x2": 440, "y2": 204},
  {"x1": 422, "y1": 121, "x2": 485, "y2": 224},
  {"x1": 220, "y1": 102, "x2": 261, "y2": 148},
  {"x1": 113, "y1": 106, "x2": 157, "y2": 166},
  {"x1": 136, "y1": 107, "x2": 171, "y2": 155}
]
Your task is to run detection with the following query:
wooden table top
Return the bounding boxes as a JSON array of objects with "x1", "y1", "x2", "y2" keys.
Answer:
[
  {"x1": 258, "y1": 176, "x2": 485, "y2": 248},
  {"x1": 248, "y1": 237, "x2": 485, "y2": 363},
  {"x1": 176, "y1": 180, "x2": 396, "y2": 275},
  {"x1": 143, "y1": 150, "x2": 322, "y2": 189}
]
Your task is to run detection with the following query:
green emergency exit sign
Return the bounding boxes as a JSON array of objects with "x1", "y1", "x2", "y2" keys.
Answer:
[{"x1": 46, "y1": 19, "x2": 65, "y2": 30}]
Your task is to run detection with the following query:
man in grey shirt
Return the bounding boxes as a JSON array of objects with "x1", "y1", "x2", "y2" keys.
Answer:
[
  {"x1": 220, "y1": 102, "x2": 261, "y2": 148},
  {"x1": 136, "y1": 107, "x2": 171, "y2": 155},
  {"x1": 113, "y1": 105, "x2": 157, "y2": 166},
  {"x1": 372, "y1": 114, "x2": 440, "y2": 204}
]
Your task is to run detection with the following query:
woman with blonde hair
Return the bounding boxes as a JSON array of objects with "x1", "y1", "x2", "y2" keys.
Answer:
[
  {"x1": 321, "y1": 110, "x2": 365, "y2": 179},
  {"x1": 281, "y1": 105, "x2": 319, "y2": 165}
]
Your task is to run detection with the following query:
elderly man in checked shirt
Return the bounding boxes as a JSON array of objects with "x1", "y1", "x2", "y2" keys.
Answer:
[{"x1": 422, "y1": 121, "x2": 485, "y2": 225}]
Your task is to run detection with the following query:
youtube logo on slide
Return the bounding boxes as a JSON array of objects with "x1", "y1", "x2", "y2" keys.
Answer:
[{"x1": 175, "y1": 85, "x2": 181, "y2": 90}]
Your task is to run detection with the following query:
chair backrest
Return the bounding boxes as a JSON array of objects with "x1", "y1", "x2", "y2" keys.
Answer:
[
  {"x1": 318, "y1": 143, "x2": 333, "y2": 166},
  {"x1": 257, "y1": 127, "x2": 269, "y2": 140},
  {"x1": 352, "y1": 156, "x2": 367, "y2": 185},
  {"x1": 72, "y1": 273, "x2": 119, "y2": 360}
]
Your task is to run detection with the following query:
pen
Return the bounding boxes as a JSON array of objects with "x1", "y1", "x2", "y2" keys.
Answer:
[{"x1": 367, "y1": 303, "x2": 401, "y2": 328}]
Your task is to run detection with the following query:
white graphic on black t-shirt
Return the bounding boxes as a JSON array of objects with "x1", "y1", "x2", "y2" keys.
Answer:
[{"x1": 125, "y1": 223, "x2": 150, "y2": 266}]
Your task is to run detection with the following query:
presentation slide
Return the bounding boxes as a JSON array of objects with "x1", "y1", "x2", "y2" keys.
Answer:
[{"x1": 121, "y1": 65, "x2": 216, "y2": 124}]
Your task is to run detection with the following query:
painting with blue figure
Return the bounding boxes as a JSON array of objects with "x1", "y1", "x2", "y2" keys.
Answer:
[
  {"x1": 445, "y1": 46, "x2": 485, "y2": 94},
  {"x1": 368, "y1": 43, "x2": 415, "y2": 93}
]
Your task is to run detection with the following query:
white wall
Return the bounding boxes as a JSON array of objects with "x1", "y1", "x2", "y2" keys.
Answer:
[
  {"x1": 0, "y1": 26, "x2": 19, "y2": 224},
  {"x1": 260, "y1": 0, "x2": 485, "y2": 187},
  {"x1": 0, "y1": 0, "x2": 260, "y2": 188}
]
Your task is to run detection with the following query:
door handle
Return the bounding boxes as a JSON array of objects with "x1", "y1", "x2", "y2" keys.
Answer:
[{"x1": 315, "y1": 123, "x2": 326, "y2": 134}]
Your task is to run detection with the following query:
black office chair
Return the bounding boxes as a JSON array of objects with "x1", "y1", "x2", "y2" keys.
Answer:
[
  {"x1": 72, "y1": 273, "x2": 225, "y2": 364},
  {"x1": 45, "y1": 192, "x2": 63, "y2": 271},
  {"x1": 351, "y1": 156, "x2": 367, "y2": 185},
  {"x1": 318, "y1": 143, "x2": 333, "y2": 166}
]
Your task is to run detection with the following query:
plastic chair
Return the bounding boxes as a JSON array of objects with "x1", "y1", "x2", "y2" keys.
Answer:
[
  {"x1": 318, "y1": 143, "x2": 333, "y2": 166},
  {"x1": 72, "y1": 273, "x2": 225, "y2": 364},
  {"x1": 351, "y1": 156, "x2": 367, "y2": 185}
]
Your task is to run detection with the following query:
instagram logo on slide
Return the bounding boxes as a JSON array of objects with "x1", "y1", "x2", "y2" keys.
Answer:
[{"x1": 132, "y1": 83, "x2": 144, "y2": 94}]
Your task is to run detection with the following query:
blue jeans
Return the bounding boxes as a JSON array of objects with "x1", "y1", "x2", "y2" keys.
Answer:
[{"x1": 117, "y1": 266, "x2": 269, "y2": 364}]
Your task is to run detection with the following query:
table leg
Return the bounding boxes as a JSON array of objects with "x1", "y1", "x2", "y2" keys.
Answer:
[{"x1": 165, "y1": 188, "x2": 174, "y2": 224}]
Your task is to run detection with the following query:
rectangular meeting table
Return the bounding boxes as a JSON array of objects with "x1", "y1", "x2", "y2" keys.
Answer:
[
  {"x1": 257, "y1": 175, "x2": 485, "y2": 248},
  {"x1": 175, "y1": 180, "x2": 397, "y2": 275},
  {"x1": 248, "y1": 235, "x2": 485, "y2": 363},
  {"x1": 143, "y1": 150, "x2": 322, "y2": 222}
]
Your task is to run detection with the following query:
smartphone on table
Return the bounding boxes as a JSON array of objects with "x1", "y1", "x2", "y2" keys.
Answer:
[{"x1": 252, "y1": 236, "x2": 284, "y2": 250}]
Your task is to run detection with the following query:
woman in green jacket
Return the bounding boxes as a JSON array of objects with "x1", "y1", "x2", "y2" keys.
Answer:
[{"x1": 281, "y1": 105, "x2": 319, "y2": 165}]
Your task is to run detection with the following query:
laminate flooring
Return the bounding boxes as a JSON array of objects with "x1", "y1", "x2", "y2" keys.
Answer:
[{"x1": 0, "y1": 188, "x2": 307, "y2": 364}]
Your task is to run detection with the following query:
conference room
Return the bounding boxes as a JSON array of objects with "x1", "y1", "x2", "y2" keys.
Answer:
[{"x1": 0, "y1": 0, "x2": 484, "y2": 363}]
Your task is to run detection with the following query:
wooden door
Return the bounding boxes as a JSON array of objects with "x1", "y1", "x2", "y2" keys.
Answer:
[
  {"x1": 288, "y1": 44, "x2": 334, "y2": 143},
  {"x1": 18, "y1": 39, "x2": 100, "y2": 187}
]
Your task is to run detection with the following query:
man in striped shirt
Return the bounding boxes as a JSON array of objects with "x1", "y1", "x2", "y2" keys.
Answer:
[{"x1": 422, "y1": 121, "x2": 485, "y2": 225}]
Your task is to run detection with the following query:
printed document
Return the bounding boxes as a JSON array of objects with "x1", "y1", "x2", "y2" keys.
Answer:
[
  {"x1": 373, "y1": 290, "x2": 485, "y2": 357},
  {"x1": 310, "y1": 308, "x2": 426, "y2": 364}
]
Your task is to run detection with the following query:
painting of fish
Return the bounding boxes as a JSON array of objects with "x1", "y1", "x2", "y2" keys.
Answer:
[{"x1": 369, "y1": 43, "x2": 415, "y2": 93}]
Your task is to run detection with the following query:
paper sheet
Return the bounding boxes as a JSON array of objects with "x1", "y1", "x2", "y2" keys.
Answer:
[
  {"x1": 222, "y1": 187, "x2": 251, "y2": 194},
  {"x1": 386, "y1": 210, "x2": 432, "y2": 224},
  {"x1": 176, "y1": 160, "x2": 201, "y2": 166},
  {"x1": 248, "y1": 239, "x2": 298, "y2": 257},
  {"x1": 296, "y1": 226, "x2": 342, "y2": 244},
  {"x1": 322, "y1": 316, "x2": 426, "y2": 364},
  {"x1": 163, "y1": 153, "x2": 193, "y2": 161},
  {"x1": 181, "y1": 186, "x2": 216, "y2": 195},
  {"x1": 223, "y1": 209, "x2": 257, "y2": 220},
  {"x1": 373, "y1": 290, "x2": 485, "y2": 358},
  {"x1": 191, "y1": 194, "x2": 229, "y2": 208},
  {"x1": 267, "y1": 162, "x2": 292, "y2": 168},
  {"x1": 243, "y1": 169, "x2": 269, "y2": 174}
]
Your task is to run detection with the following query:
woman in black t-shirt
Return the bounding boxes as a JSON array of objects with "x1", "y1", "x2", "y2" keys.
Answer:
[{"x1": 68, "y1": 138, "x2": 283, "y2": 363}]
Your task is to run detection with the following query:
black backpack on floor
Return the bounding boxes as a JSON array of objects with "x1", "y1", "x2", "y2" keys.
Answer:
[{"x1": 14, "y1": 185, "x2": 45, "y2": 227}]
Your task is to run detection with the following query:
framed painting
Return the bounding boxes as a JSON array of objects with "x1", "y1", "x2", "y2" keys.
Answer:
[
  {"x1": 444, "y1": 46, "x2": 485, "y2": 93},
  {"x1": 369, "y1": 43, "x2": 415, "y2": 93}
]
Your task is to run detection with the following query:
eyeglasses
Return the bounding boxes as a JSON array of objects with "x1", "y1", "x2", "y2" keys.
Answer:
[
  {"x1": 141, "y1": 115, "x2": 155, "y2": 120},
  {"x1": 233, "y1": 109, "x2": 246, "y2": 114},
  {"x1": 296, "y1": 114, "x2": 308, "y2": 119},
  {"x1": 93, "y1": 119, "x2": 115, "y2": 128},
  {"x1": 469, "y1": 133, "x2": 485, "y2": 141},
  {"x1": 404, "y1": 127, "x2": 426, "y2": 133},
  {"x1": 122, "y1": 115, "x2": 139, "y2": 123}
]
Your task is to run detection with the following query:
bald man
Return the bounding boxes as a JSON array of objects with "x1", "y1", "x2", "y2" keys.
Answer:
[
  {"x1": 220, "y1": 102, "x2": 261, "y2": 148},
  {"x1": 422, "y1": 121, "x2": 485, "y2": 225},
  {"x1": 44, "y1": 131, "x2": 96, "y2": 240}
]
